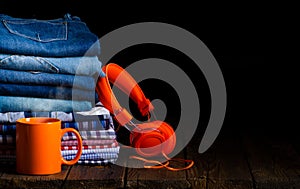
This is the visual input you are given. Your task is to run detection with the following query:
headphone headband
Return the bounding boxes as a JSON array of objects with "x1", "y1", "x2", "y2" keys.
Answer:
[{"x1": 96, "y1": 63, "x2": 154, "y2": 125}]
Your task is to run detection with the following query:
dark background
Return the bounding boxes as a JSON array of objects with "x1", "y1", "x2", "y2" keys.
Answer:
[{"x1": 0, "y1": 1, "x2": 295, "y2": 145}]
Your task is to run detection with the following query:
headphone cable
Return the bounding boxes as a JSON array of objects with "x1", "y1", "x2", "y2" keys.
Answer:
[{"x1": 129, "y1": 152, "x2": 194, "y2": 171}]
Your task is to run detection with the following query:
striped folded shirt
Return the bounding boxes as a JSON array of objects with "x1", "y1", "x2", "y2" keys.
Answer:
[
  {"x1": 0, "y1": 148, "x2": 16, "y2": 164},
  {"x1": 1, "y1": 129, "x2": 118, "y2": 144},
  {"x1": 61, "y1": 146, "x2": 120, "y2": 156},
  {"x1": 61, "y1": 119, "x2": 113, "y2": 131},
  {"x1": 62, "y1": 129, "x2": 117, "y2": 140},
  {"x1": 0, "y1": 134, "x2": 15, "y2": 144},
  {"x1": 61, "y1": 141, "x2": 119, "y2": 150},
  {"x1": 1, "y1": 119, "x2": 113, "y2": 135},
  {"x1": 61, "y1": 139, "x2": 117, "y2": 146},
  {"x1": 63, "y1": 152, "x2": 119, "y2": 161},
  {"x1": 77, "y1": 159, "x2": 118, "y2": 165}
]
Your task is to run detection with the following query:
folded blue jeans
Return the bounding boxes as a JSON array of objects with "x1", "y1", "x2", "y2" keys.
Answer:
[
  {"x1": 0, "y1": 54, "x2": 105, "y2": 77},
  {"x1": 0, "y1": 83, "x2": 96, "y2": 101},
  {"x1": 0, "y1": 69, "x2": 97, "y2": 90},
  {"x1": 0, "y1": 96, "x2": 92, "y2": 112},
  {"x1": 0, "y1": 104, "x2": 111, "y2": 124},
  {"x1": 1, "y1": 119, "x2": 111, "y2": 134},
  {"x1": 0, "y1": 13, "x2": 100, "y2": 57},
  {"x1": 0, "y1": 111, "x2": 73, "y2": 124}
]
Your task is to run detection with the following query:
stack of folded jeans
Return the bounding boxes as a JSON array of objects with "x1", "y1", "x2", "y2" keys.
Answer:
[
  {"x1": 0, "y1": 13, "x2": 120, "y2": 165},
  {"x1": 0, "y1": 55, "x2": 104, "y2": 112},
  {"x1": 0, "y1": 13, "x2": 104, "y2": 112}
]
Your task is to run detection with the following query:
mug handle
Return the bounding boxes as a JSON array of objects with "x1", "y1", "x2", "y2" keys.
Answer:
[{"x1": 61, "y1": 128, "x2": 83, "y2": 165}]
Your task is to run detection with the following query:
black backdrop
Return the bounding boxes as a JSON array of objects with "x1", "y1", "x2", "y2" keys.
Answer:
[{"x1": 0, "y1": 1, "x2": 295, "y2": 145}]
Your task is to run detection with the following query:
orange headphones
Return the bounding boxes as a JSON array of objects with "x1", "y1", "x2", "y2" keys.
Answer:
[{"x1": 95, "y1": 63, "x2": 176, "y2": 158}]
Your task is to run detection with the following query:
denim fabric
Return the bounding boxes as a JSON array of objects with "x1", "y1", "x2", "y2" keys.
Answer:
[
  {"x1": 1, "y1": 119, "x2": 110, "y2": 134},
  {"x1": 0, "y1": 111, "x2": 73, "y2": 124},
  {"x1": 0, "y1": 83, "x2": 96, "y2": 101},
  {"x1": 0, "y1": 104, "x2": 111, "y2": 124},
  {"x1": 0, "y1": 54, "x2": 105, "y2": 77},
  {"x1": 0, "y1": 13, "x2": 100, "y2": 57},
  {"x1": 0, "y1": 69, "x2": 97, "y2": 90},
  {"x1": 0, "y1": 96, "x2": 92, "y2": 112}
]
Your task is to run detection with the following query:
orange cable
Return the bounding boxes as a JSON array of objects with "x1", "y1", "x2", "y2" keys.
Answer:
[{"x1": 129, "y1": 152, "x2": 194, "y2": 171}]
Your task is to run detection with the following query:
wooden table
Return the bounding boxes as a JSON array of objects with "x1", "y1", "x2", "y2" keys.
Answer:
[{"x1": 1, "y1": 131, "x2": 300, "y2": 189}]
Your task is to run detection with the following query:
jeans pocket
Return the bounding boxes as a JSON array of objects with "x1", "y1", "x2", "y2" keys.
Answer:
[
  {"x1": 0, "y1": 55, "x2": 60, "y2": 73},
  {"x1": 2, "y1": 19, "x2": 67, "y2": 42}
]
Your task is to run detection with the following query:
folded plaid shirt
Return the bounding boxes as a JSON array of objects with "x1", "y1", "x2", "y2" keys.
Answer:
[
  {"x1": 61, "y1": 146, "x2": 120, "y2": 156},
  {"x1": 0, "y1": 131, "x2": 118, "y2": 144},
  {"x1": 0, "y1": 147, "x2": 16, "y2": 164},
  {"x1": 0, "y1": 122, "x2": 116, "y2": 143},
  {"x1": 0, "y1": 148, "x2": 15, "y2": 158},
  {"x1": 61, "y1": 139, "x2": 117, "y2": 146},
  {"x1": 61, "y1": 119, "x2": 112, "y2": 131},
  {"x1": 63, "y1": 152, "x2": 119, "y2": 161},
  {"x1": 0, "y1": 134, "x2": 15, "y2": 144},
  {"x1": 77, "y1": 159, "x2": 117, "y2": 165},
  {"x1": 62, "y1": 128, "x2": 117, "y2": 140},
  {"x1": 1, "y1": 120, "x2": 113, "y2": 135},
  {"x1": 61, "y1": 141, "x2": 119, "y2": 150},
  {"x1": 0, "y1": 124, "x2": 16, "y2": 134}
]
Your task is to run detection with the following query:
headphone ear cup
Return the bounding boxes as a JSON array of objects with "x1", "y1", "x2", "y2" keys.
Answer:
[
  {"x1": 156, "y1": 121, "x2": 176, "y2": 155},
  {"x1": 130, "y1": 120, "x2": 176, "y2": 157}
]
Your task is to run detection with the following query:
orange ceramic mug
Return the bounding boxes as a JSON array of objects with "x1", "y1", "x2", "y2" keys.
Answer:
[{"x1": 16, "y1": 117, "x2": 82, "y2": 175}]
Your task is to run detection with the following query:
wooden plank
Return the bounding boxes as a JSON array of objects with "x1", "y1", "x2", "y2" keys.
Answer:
[
  {"x1": 0, "y1": 164, "x2": 70, "y2": 189},
  {"x1": 185, "y1": 142, "x2": 209, "y2": 189},
  {"x1": 287, "y1": 134, "x2": 300, "y2": 160},
  {"x1": 62, "y1": 145, "x2": 127, "y2": 189},
  {"x1": 242, "y1": 133, "x2": 300, "y2": 189},
  {"x1": 187, "y1": 133, "x2": 253, "y2": 189},
  {"x1": 208, "y1": 136, "x2": 253, "y2": 189},
  {"x1": 63, "y1": 164, "x2": 125, "y2": 189},
  {"x1": 264, "y1": 135, "x2": 300, "y2": 179},
  {"x1": 126, "y1": 150, "x2": 191, "y2": 189}
]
